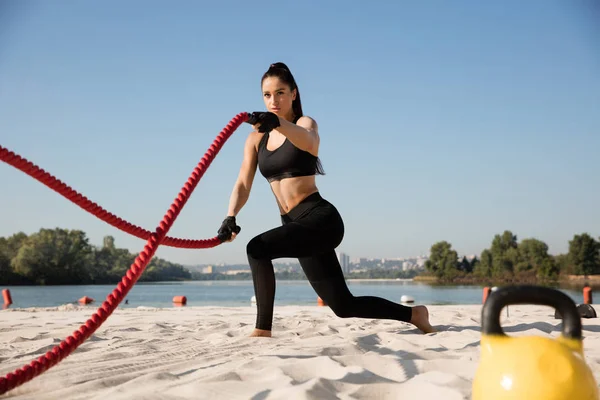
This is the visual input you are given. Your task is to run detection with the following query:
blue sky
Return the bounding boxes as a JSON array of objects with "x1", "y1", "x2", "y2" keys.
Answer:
[{"x1": 1, "y1": 1, "x2": 598, "y2": 266}]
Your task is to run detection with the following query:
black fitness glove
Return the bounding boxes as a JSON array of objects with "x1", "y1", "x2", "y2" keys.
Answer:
[
  {"x1": 247, "y1": 111, "x2": 280, "y2": 133},
  {"x1": 217, "y1": 216, "x2": 241, "y2": 242}
]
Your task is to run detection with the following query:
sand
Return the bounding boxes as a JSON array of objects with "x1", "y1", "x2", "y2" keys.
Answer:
[{"x1": 1, "y1": 303, "x2": 600, "y2": 399}]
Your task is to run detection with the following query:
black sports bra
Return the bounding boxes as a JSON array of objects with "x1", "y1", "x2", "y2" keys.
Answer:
[{"x1": 257, "y1": 118, "x2": 324, "y2": 183}]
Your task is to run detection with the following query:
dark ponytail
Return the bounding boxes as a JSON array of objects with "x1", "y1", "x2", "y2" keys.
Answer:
[{"x1": 261, "y1": 62, "x2": 324, "y2": 176}]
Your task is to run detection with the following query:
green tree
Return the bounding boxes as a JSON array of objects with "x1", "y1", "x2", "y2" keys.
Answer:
[
  {"x1": 458, "y1": 256, "x2": 474, "y2": 273},
  {"x1": 103, "y1": 235, "x2": 115, "y2": 251},
  {"x1": 568, "y1": 233, "x2": 600, "y2": 276},
  {"x1": 490, "y1": 230, "x2": 518, "y2": 278},
  {"x1": 0, "y1": 232, "x2": 30, "y2": 284},
  {"x1": 0, "y1": 251, "x2": 15, "y2": 284},
  {"x1": 12, "y1": 228, "x2": 93, "y2": 284},
  {"x1": 538, "y1": 258, "x2": 560, "y2": 280},
  {"x1": 554, "y1": 253, "x2": 570, "y2": 274},
  {"x1": 106, "y1": 248, "x2": 136, "y2": 280},
  {"x1": 1, "y1": 229, "x2": 196, "y2": 285},
  {"x1": 425, "y1": 241, "x2": 460, "y2": 280},
  {"x1": 514, "y1": 238, "x2": 557, "y2": 279},
  {"x1": 0, "y1": 232, "x2": 28, "y2": 259},
  {"x1": 470, "y1": 256, "x2": 480, "y2": 272},
  {"x1": 474, "y1": 249, "x2": 492, "y2": 278},
  {"x1": 89, "y1": 246, "x2": 113, "y2": 283},
  {"x1": 141, "y1": 257, "x2": 191, "y2": 281}
]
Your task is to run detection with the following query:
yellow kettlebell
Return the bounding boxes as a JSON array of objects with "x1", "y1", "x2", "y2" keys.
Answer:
[{"x1": 472, "y1": 285, "x2": 599, "y2": 400}]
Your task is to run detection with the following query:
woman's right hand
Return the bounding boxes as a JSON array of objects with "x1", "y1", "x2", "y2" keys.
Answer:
[{"x1": 217, "y1": 216, "x2": 241, "y2": 243}]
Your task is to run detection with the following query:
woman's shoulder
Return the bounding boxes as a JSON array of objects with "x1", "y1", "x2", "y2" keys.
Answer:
[
  {"x1": 245, "y1": 130, "x2": 266, "y2": 151},
  {"x1": 296, "y1": 115, "x2": 318, "y2": 131},
  {"x1": 296, "y1": 115, "x2": 316, "y2": 123}
]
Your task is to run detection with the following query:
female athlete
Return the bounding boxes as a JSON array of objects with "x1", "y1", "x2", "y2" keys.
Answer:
[{"x1": 217, "y1": 62, "x2": 435, "y2": 336}]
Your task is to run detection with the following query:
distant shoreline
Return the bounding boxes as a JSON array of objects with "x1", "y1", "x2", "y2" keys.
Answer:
[
  {"x1": 346, "y1": 278, "x2": 413, "y2": 282},
  {"x1": 413, "y1": 273, "x2": 600, "y2": 288},
  {"x1": 4, "y1": 275, "x2": 599, "y2": 287}
]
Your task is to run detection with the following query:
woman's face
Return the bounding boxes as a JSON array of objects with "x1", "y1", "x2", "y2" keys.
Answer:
[{"x1": 262, "y1": 76, "x2": 296, "y2": 118}]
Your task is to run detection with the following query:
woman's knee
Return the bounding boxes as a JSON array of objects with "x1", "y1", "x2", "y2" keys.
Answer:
[
  {"x1": 318, "y1": 292, "x2": 355, "y2": 318},
  {"x1": 328, "y1": 300, "x2": 354, "y2": 318},
  {"x1": 310, "y1": 279, "x2": 355, "y2": 318},
  {"x1": 246, "y1": 235, "x2": 269, "y2": 261}
]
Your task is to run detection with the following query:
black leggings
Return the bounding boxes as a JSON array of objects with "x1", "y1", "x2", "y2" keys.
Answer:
[{"x1": 246, "y1": 192, "x2": 413, "y2": 331}]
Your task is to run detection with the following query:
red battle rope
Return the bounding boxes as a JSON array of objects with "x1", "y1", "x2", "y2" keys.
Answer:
[
  {"x1": 0, "y1": 112, "x2": 249, "y2": 395},
  {"x1": 0, "y1": 141, "x2": 226, "y2": 249}
]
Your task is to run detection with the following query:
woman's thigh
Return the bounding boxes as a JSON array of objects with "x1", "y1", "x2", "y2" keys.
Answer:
[{"x1": 247, "y1": 220, "x2": 340, "y2": 261}]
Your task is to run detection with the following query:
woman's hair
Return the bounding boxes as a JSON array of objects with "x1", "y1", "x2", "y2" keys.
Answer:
[
  {"x1": 261, "y1": 62, "x2": 325, "y2": 176},
  {"x1": 261, "y1": 62, "x2": 303, "y2": 120}
]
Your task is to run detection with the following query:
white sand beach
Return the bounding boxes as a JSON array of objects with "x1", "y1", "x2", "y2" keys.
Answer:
[{"x1": 1, "y1": 303, "x2": 600, "y2": 399}]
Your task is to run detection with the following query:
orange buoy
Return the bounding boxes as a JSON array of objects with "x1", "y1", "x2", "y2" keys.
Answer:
[
  {"x1": 78, "y1": 296, "x2": 94, "y2": 304},
  {"x1": 173, "y1": 295, "x2": 187, "y2": 305},
  {"x1": 482, "y1": 287, "x2": 491, "y2": 304},
  {"x1": 317, "y1": 296, "x2": 326, "y2": 306},
  {"x1": 584, "y1": 286, "x2": 593, "y2": 304},
  {"x1": 3, "y1": 289, "x2": 13, "y2": 306}
]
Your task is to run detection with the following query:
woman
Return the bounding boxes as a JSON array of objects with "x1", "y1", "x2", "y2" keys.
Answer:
[{"x1": 217, "y1": 62, "x2": 435, "y2": 336}]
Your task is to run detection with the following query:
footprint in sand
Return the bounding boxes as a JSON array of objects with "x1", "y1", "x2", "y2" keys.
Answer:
[{"x1": 8, "y1": 333, "x2": 52, "y2": 343}]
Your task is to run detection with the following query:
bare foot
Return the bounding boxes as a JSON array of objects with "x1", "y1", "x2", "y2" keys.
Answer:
[
  {"x1": 410, "y1": 305, "x2": 436, "y2": 333},
  {"x1": 249, "y1": 328, "x2": 272, "y2": 338}
]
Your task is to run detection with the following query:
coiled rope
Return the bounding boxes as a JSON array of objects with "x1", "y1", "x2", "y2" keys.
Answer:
[{"x1": 0, "y1": 112, "x2": 249, "y2": 395}]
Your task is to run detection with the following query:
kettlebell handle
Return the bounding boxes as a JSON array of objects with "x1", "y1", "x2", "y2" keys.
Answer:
[{"x1": 482, "y1": 285, "x2": 582, "y2": 340}]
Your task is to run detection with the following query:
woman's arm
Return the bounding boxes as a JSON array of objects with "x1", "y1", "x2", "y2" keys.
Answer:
[
  {"x1": 276, "y1": 116, "x2": 320, "y2": 156},
  {"x1": 226, "y1": 131, "x2": 261, "y2": 217}
]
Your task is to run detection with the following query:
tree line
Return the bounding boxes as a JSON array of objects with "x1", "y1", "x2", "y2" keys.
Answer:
[
  {"x1": 3, "y1": 227, "x2": 598, "y2": 286},
  {"x1": 0, "y1": 228, "x2": 191, "y2": 285},
  {"x1": 424, "y1": 230, "x2": 600, "y2": 282}
]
